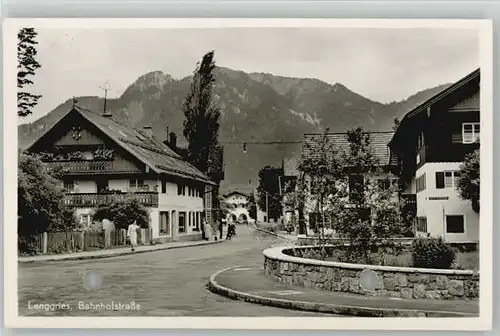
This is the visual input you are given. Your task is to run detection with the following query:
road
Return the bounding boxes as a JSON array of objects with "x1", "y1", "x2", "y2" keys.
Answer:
[{"x1": 18, "y1": 225, "x2": 332, "y2": 316}]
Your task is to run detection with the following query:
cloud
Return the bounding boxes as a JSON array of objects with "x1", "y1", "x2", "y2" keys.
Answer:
[{"x1": 23, "y1": 27, "x2": 479, "y2": 123}]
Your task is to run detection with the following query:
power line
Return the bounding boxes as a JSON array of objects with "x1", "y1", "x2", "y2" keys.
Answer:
[{"x1": 221, "y1": 141, "x2": 302, "y2": 144}]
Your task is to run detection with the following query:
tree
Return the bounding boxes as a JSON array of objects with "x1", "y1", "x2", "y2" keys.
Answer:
[
  {"x1": 182, "y1": 51, "x2": 222, "y2": 223},
  {"x1": 392, "y1": 117, "x2": 401, "y2": 131},
  {"x1": 92, "y1": 199, "x2": 150, "y2": 231},
  {"x1": 457, "y1": 148, "x2": 480, "y2": 212},
  {"x1": 257, "y1": 166, "x2": 283, "y2": 221},
  {"x1": 18, "y1": 152, "x2": 76, "y2": 236},
  {"x1": 182, "y1": 51, "x2": 221, "y2": 175},
  {"x1": 247, "y1": 193, "x2": 257, "y2": 220},
  {"x1": 290, "y1": 127, "x2": 405, "y2": 261},
  {"x1": 18, "y1": 28, "x2": 42, "y2": 117}
]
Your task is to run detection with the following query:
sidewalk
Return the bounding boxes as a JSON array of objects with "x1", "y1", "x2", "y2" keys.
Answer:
[
  {"x1": 19, "y1": 240, "x2": 223, "y2": 263},
  {"x1": 209, "y1": 266, "x2": 479, "y2": 317}
]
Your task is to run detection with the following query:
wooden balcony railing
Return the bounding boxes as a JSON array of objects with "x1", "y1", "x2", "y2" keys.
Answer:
[
  {"x1": 48, "y1": 160, "x2": 115, "y2": 173},
  {"x1": 63, "y1": 192, "x2": 159, "y2": 208}
]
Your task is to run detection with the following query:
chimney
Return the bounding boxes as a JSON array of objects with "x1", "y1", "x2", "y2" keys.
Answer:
[
  {"x1": 143, "y1": 125, "x2": 153, "y2": 139},
  {"x1": 169, "y1": 132, "x2": 177, "y2": 148}
]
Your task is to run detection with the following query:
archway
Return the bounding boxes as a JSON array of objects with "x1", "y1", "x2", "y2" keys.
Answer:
[
  {"x1": 230, "y1": 214, "x2": 237, "y2": 222},
  {"x1": 238, "y1": 213, "x2": 248, "y2": 222}
]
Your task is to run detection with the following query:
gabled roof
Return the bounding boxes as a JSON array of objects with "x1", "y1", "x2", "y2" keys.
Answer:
[
  {"x1": 390, "y1": 68, "x2": 480, "y2": 146},
  {"x1": 302, "y1": 131, "x2": 395, "y2": 166},
  {"x1": 223, "y1": 191, "x2": 249, "y2": 198},
  {"x1": 26, "y1": 106, "x2": 215, "y2": 185}
]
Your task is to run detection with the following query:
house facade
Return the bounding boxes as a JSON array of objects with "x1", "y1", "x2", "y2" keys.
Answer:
[
  {"x1": 389, "y1": 68, "x2": 480, "y2": 243},
  {"x1": 285, "y1": 132, "x2": 400, "y2": 236},
  {"x1": 222, "y1": 191, "x2": 251, "y2": 224},
  {"x1": 25, "y1": 106, "x2": 217, "y2": 242}
]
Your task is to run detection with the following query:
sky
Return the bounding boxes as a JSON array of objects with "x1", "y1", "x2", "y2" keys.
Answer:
[{"x1": 21, "y1": 27, "x2": 479, "y2": 124}]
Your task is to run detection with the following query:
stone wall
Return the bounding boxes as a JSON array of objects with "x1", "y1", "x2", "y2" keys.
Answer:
[{"x1": 263, "y1": 246, "x2": 479, "y2": 300}]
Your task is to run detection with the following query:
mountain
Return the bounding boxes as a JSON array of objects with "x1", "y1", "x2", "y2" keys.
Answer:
[{"x1": 18, "y1": 67, "x2": 449, "y2": 194}]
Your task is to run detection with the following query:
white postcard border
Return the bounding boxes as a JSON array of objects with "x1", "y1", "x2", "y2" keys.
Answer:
[{"x1": 3, "y1": 18, "x2": 493, "y2": 330}]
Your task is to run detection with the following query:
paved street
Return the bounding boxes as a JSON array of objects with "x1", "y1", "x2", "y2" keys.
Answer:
[{"x1": 18, "y1": 226, "x2": 331, "y2": 316}]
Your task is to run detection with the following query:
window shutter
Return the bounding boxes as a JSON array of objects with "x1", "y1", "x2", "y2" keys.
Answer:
[{"x1": 435, "y1": 172, "x2": 445, "y2": 189}]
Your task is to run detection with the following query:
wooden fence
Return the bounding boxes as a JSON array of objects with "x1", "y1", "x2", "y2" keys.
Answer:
[{"x1": 18, "y1": 228, "x2": 154, "y2": 256}]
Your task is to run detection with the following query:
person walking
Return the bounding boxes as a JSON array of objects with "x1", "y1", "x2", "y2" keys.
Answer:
[
  {"x1": 127, "y1": 220, "x2": 140, "y2": 252},
  {"x1": 218, "y1": 218, "x2": 224, "y2": 240}
]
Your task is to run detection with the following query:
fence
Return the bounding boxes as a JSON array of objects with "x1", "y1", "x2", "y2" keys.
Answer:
[{"x1": 18, "y1": 228, "x2": 155, "y2": 256}]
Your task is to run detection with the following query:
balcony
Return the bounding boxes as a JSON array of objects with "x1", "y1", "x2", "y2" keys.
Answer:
[
  {"x1": 63, "y1": 192, "x2": 159, "y2": 208},
  {"x1": 48, "y1": 160, "x2": 115, "y2": 174}
]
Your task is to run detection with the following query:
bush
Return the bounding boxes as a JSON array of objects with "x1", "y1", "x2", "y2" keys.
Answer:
[
  {"x1": 411, "y1": 237, "x2": 456, "y2": 269},
  {"x1": 92, "y1": 199, "x2": 149, "y2": 230},
  {"x1": 18, "y1": 152, "x2": 77, "y2": 235}
]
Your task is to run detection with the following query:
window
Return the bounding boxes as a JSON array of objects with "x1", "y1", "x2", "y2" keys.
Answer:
[
  {"x1": 416, "y1": 153, "x2": 421, "y2": 165},
  {"x1": 178, "y1": 212, "x2": 186, "y2": 233},
  {"x1": 96, "y1": 179, "x2": 109, "y2": 193},
  {"x1": 161, "y1": 180, "x2": 166, "y2": 194},
  {"x1": 348, "y1": 175, "x2": 365, "y2": 203},
  {"x1": 80, "y1": 214, "x2": 92, "y2": 227},
  {"x1": 177, "y1": 184, "x2": 186, "y2": 196},
  {"x1": 462, "y1": 122, "x2": 480, "y2": 144},
  {"x1": 64, "y1": 180, "x2": 75, "y2": 192},
  {"x1": 417, "y1": 132, "x2": 425, "y2": 149},
  {"x1": 446, "y1": 215, "x2": 465, "y2": 233},
  {"x1": 416, "y1": 174, "x2": 426, "y2": 193},
  {"x1": 436, "y1": 171, "x2": 460, "y2": 189},
  {"x1": 415, "y1": 217, "x2": 427, "y2": 232},
  {"x1": 159, "y1": 211, "x2": 170, "y2": 236},
  {"x1": 195, "y1": 212, "x2": 200, "y2": 230},
  {"x1": 378, "y1": 179, "x2": 391, "y2": 191},
  {"x1": 130, "y1": 179, "x2": 144, "y2": 189}
]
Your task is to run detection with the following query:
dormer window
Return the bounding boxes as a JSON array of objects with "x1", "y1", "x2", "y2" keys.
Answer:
[{"x1": 462, "y1": 122, "x2": 480, "y2": 144}]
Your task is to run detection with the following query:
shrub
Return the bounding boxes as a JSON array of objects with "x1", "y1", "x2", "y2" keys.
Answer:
[
  {"x1": 411, "y1": 237, "x2": 456, "y2": 269},
  {"x1": 18, "y1": 152, "x2": 77, "y2": 236},
  {"x1": 92, "y1": 199, "x2": 149, "y2": 230}
]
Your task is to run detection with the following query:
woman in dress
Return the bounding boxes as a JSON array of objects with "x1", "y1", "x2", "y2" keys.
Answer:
[{"x1": 127, "y1": 220, "x2": 140, "y2": 251}]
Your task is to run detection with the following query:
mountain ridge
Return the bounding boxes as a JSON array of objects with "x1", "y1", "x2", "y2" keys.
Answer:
[{"x1": 18, "y1": 67, "x2": 450, "y2": 194}]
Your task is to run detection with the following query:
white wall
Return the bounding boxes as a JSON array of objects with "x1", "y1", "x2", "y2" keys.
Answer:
[
  {"x1": 74, "y1": 180, "x2": 96, "y2": 193},
  {"x1": 68, "y1": 177, "x2": 207, "y2": 241},
  {"x1": 155, "y1": 180, "x2": 205, "y2": 238},
  {"x1": 415, "y1": 162, "x2": 479, "y2": 242},
  {"x1": 223, "y1": 193, "x2": 250, "y2": 223}
]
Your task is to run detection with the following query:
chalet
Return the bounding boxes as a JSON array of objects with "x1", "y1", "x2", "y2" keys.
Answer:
[
  {"x1": 286, "y1": 131, "x2": 400, "y2": 236},
  {"x1": 222, "y1": 191, "x2": 252, "y2": 224},
  {"x1": 389, "y1": 68, "x2": 480, "y2": 243},
  {"x1": 25, "y1": 105, "x2": 219, "y2": 242}
]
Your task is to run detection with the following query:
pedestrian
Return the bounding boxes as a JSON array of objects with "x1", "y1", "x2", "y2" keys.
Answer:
[
  {"x1": 127, "y1": 220, "x2": 140, "y2": 252},
  {"x1": 218, "y1": 218, "x2": 223, "y2": 240}
]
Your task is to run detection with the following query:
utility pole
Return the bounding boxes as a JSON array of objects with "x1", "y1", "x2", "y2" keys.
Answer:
[{"x1": 99, "y1": 81, "x2": 111, "y2": 115}]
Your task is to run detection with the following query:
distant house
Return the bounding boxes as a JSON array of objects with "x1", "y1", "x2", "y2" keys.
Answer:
[
  {"x1": 389, "y1": 68, "x2": 480, "y2": 243},
  {"x1": 25, "y1": 106, "x2": 217, "y2": 242},
  {"x1": 286, "y1": 131, "x2": 400, "y2": 235},
  {"x1": 222, "y1": 191, "x2": 252, "y2": 224}
]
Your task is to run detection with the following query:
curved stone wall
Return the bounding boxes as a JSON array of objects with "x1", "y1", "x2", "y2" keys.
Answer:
[{"x1": 263, "y1": 246, "x2": 479, "y2": 300}]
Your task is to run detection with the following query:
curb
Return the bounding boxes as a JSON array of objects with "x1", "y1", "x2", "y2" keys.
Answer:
[
  {"x1": 249, "y1": 225, "x2": 296, "y2": 242},
  {"x1": 208, "y1": 266, "x2": 478, "y2": 318},
  {"x1": 19, "y1": 240, "x2": 223, "y2": 264}
]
